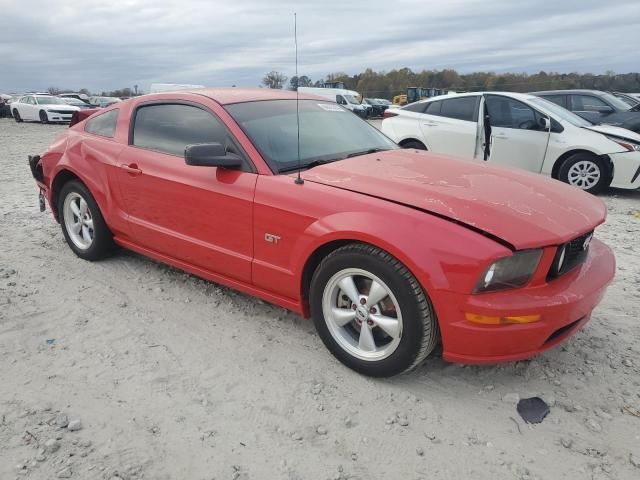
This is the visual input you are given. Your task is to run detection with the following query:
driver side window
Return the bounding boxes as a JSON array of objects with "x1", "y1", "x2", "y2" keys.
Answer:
[{"x1": 486, "y1": 96, "x2": 540, "y2": 130}]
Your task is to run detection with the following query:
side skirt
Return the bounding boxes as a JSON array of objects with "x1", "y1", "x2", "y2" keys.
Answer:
[{"x1": 113, "y1": 236, "x2": 304, "y2": 315}]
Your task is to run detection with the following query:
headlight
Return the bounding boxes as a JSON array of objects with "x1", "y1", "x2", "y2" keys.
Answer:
[
  {"x1": 474, "y1": 249, "x2": 543, "y2": 293},
  {"x1": 605, "y1": 135, "x2": 640, "y2": 152}
]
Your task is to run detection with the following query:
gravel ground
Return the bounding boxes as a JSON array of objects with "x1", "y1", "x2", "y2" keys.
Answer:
[{"x1": 1, "y1": 118, "x2": 639, "y2": 480}]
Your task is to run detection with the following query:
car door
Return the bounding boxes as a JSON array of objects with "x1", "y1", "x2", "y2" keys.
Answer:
[
  {"x1": 569, "y1": 94, "x2": 612, "y2": 123},
  {"x1": 22, "y1": 96, "x2": 36, "y2": 120},
  {"x1": 115, "y1": 102, "x2": 257, "y2": 283},
  {"x1": 484, "y1": 94, "x2": 550, "y2": 173},
  {"x1": 418, "y1": 96, "x2": 480, "y2": 158}
]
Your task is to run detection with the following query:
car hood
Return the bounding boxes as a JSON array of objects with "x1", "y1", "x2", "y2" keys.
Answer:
[
  {"x1": 583, "y1": 124, "x2": 640, "y2": 142},
  {"x1": 302, "y1": 150, "x2": 606, "y2": 250},
  {"x1": 43, "y1": 104, "x2": 78, "y2": 111}
]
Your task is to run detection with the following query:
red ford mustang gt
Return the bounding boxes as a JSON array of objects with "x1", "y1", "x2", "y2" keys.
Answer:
[{"x1": 28, "y1": 88, "x2": 615, "y2": 377}]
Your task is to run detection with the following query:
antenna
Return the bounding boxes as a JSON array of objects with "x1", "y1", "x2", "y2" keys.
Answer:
[{"x1": 293, "y1": 12, "x2": 304, "y2": 185}]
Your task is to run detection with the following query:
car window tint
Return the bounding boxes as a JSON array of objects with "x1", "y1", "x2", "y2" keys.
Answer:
[
  {"x1": 424, "y1": 101, "x2": 442, "y2": 114},
  {"x1": 85, "y1": 109, "x2": 119, "y2": 138},
  {"x1": 541, "y1": 95, "x2": 566, "y2": 108},
  {"x1": 403, "y1": 102, "x2": 426, "y2": 113},
  {"x1": 570, "y1": 95, "x2": 608, "y2": 111},
  {"x1": 439, "y1": 96, "x2": 477, "y2": 121},
  {"x1": 132, "y1": 104, "x2": 227, "y2": 156},
  {"x1": 486, "y1": 96, "x2": 538, "y2": 129}
]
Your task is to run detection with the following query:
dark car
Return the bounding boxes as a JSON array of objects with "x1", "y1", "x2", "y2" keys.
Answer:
[
  {"x1": 362, "y1": 98, "x2": 389, "y2": 117},
  {"x1": 612, "y1": 92, "x2": 640, "y2": 108},
  {"x1": 531, "y1": 89, "x2": 640, "y2": 133}
]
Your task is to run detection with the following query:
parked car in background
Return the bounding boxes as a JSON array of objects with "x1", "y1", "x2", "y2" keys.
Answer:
[
  {"x1": 88, "y1": 96, "x2": 122, "y2": 108},
  {"x1": 381, "y1": 92, "x2": 640, "y2": 194},
  {"x1": 61, "y1": 98, "x2": 95, "y2": 110},
  {"x1": 532, "y1": 90, "x2": 640, "y2": 133},
  {"x1": 362, "y1": 98, "x2": 389, "y2": 117},
  {"x1": 27, "y1": 88, "x2": 615, "y2": 377},
  {"x1": 298, "y1": 87, "x2": 368, "y2": 117},
  {"x1": 611, "y1": 92, "x2": 640, "y2": 108},
  {"x1": 59, "y1": 93, "x2": 90, "y2": 104},
  {"x1": 11, "y1": 94, "x2": 79, "y2": 123},
  {"x1": 0, "y1": 94, "x2": 12, "y2": 118}
]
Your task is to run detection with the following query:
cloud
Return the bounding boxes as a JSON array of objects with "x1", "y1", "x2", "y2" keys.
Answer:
[{"x1": 1, "y1": 0, "x2": 638, "y2": 93}]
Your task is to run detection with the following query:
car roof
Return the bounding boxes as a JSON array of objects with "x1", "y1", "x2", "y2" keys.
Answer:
[
  {"x1": 411, "y1": 91, "x2": 539, "y2": 104},
  {"x1": 144, "y1": 87, "x2": 324, "y2": 105},
  {"x1": 531, "y1": 89, "x2": 606, "y2": 96}
]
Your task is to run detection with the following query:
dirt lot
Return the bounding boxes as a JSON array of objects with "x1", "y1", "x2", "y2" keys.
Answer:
[{"x1": 1, "y1": 118, "x2": 639, "y2": 480}]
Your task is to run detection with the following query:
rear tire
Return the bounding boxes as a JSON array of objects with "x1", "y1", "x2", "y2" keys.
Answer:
[
  {"x1": 401, "y1": 140, "x2": 427, "y2": 150},
  {"x1": 39, "y1": 110, "x2": 49, "y2": 124},
  {"x1": 58, "y1": 180, "x2": 114, "y2": 261},
  {"x1": 558, "y1": 153, "x2": 609, "y2": 194},
  {"x1": 13, "y1": 109, "x2": 23, "y2": 122},
  {"x1": 310, "y1": 243, "x2": 439, "y2": 377}
]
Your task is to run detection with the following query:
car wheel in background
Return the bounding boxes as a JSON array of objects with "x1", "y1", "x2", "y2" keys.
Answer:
[
  {"x1": 558, "y1": 153, "x2": 609, "y2": 194},
  {"x1": 58, "y1": 180, "x2": 114, "y2": 261},
  {"x1": 401, "y1": 140, "x2": 427, "y2": 150},
  {"x1": 13, "y1": 109, "x2": 23, "y2": 122},
  {"x1": 310, "y1": 243, "x2": 439, "y2": 377},
  {"x1": 39, "y1": 110, "x2": 49, "y2": 124}
]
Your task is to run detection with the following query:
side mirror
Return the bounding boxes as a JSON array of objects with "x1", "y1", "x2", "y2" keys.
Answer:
[
  {"x1": 184, "y1": 143, "x2": 242, "y2": 168},
  {"x1": 538, "y1": 117, "x2": 550, "y2": 130}
]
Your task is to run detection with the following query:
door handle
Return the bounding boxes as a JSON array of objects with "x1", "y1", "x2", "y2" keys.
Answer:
[
  {"x1": 422, "y1": 122, "x2": 438, "y2": 127},
  {"x1": 492, "y1": 134, "x2": 508, "y2": 139},
  {"x1": 120, "y1": 163, "x2": 142, "y2": 175}
]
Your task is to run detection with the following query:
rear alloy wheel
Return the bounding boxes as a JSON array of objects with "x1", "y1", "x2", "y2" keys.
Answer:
[
  {"x1": 39, "y1": 110, "x2": 49, "y2": 124},
  {"x1": 13, "y1": 109, "x2": 22, "y2": 122},
  {"x1": 401, "y1": 140, "x2": 427, "y2": 150},
  {"x1": 310, "y1": 243, "x2": 439, "y2": 377},
  {"x1": 558, "y1": 153, "x2": 609, "y2": 194},
  {"x1": 58, "y1": 180, "x2": 114, "y2": 260}
]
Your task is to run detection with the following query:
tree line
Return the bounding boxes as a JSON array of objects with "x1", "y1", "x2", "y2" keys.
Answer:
[{"x1": 263, "y1": 68, "x2": 640, "y2": 99}]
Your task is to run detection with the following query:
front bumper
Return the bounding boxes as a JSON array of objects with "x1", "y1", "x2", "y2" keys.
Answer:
[
  {"x1": 609, "y1": 150, "x2": 640, "y2": 189},
  {"x1": 434, "y1": 238, "x2": 615, "y2": 364},
  {"x1": 46, "y1": 111, "x2": 74, "y2": 123}
]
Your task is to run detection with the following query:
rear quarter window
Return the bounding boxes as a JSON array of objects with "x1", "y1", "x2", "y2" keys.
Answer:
[
  {"x1": 402, "y1": 102, "x2": 427, "y2": 113},
  {"x1": 85, "y1": 109, "x2": 119, "y2": 138}
]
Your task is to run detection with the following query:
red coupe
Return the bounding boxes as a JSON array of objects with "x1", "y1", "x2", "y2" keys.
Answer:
[{"x1": 28, "y1": 89, "x2": 615, "y2": 377}]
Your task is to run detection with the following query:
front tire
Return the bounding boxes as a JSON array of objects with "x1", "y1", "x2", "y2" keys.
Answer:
[
  {"x1": 39, "y1": 110, "x2": 49, "y2": 124},
  {"x1": 558, "y1": 153, "x2": 609, "y2": 194},
  {"x1": 401, "y1": 140, "x2": 427, "y2": 150},
  {"x1": 13, "y1": 109, "x2": 23, "y2": 122},
  {"x1": 310, "y1": 243, "x2": 439, "y2": 377},
  {"x1": 58, "y1": 180, "x2": 114, "y2": 260}
]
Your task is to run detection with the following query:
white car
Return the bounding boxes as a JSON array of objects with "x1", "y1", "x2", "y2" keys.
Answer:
[
  {"x1": 381, "y1": 92, "x2": 640, "y2": 193},
  {"x1": 11, "y1": 94, "x2": 80, "y2": 123}
]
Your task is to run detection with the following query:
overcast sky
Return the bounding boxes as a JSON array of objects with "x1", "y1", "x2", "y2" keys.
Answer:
[{"x1": 2, "y1": 0, "x2": 639, "y2": 93}]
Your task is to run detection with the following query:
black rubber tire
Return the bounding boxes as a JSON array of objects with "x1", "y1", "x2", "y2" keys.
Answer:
[
  {"x1": 558, "y1": 152, "x2": 610, "y2": 195},
  {"x1": 13, "y1": 109, "x2": 22, "y2": 122},
  {"x1": 39, "y1": 110, "x2": 49, "y2": 124},
  {"x1": 310, "y1": 243, "x2": 439, "y2": 377},
  {"x1": 57, "y1": 180, "x2": 114, "y2": 261},
  {"x1": 401, "y1": 140, "x2": 427, "y2": 150}
]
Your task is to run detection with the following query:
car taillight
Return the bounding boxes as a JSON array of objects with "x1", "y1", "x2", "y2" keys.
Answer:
[{"x1": 383, "y1": 110, "x2": 398, "y2": 119}]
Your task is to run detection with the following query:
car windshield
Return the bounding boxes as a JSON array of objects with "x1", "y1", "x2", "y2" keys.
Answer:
[
  {"x1": 344, "y1": 95, "x2": 360, "y2": 105},
  {"x1": 529, "y1": 97, "x2": 593, "y2": 127},
  {"x1": 599, "y1": 92, "x2": 633, "y2": 111},
  {"x1": 35, "y1": 96, "x2": 65, "y2": 105},
  {"x1": 226, "y1": 100, "x2": 397, "y2": 173}
]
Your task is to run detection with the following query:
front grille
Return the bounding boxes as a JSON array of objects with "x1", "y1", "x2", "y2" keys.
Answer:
[
  {"x1": 547, "y1": 231, "x2": 593, "y2": 280},
  {"x1": 49, "y1": 110, "x2": 72, "y2": 115}
]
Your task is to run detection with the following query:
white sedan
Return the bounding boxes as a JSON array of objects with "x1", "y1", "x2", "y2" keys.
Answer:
[
  {"x1": 381, "y1": 91, "x2": 640, "y2": 193},
  {"x1": 10, "y1": 94, "x2": 79, "y2": 123}
]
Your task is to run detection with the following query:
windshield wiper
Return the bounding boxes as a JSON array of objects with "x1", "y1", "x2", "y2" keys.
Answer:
[
  {"x1": 278, "y1": 158, "x2": 340, "y2": 174},
  {"x1": 346, "y1": 148, "x2": 389, "y2": 158}
]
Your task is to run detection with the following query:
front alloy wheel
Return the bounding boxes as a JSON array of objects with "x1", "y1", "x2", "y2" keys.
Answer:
[
  {"x1": 559, "y1": 153, "x2": 609, "y2": 194},
  {"x1": 310, "y1": 243, "x2": 439, "y2": 377}
]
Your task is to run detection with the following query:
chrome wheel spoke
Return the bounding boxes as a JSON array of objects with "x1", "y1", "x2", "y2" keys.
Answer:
[
  {"x1": 81, "y1": 225, "x2": 91, "y2": 242},
  {"x1": 366, "y1": 280, "x2": 388, "y2": 307},
  {"x1": 79, "y1": 198, "x2": 88, "y2": 216},
  {"x1": 332, "y1": 307, "x2": 356, "y2": 327},
  {"x1": 84, "y1": 218, "x2": 93, "y2": 229},
  {"x1": 358, "y1": 324, "x2": 376, "y2": 352},
  {"x1": 338, "y1": 276, "x2": 360, "y2": 304},
  {"x1": 70, "y1": 221, "x2": 81, "y2": 234},
  {"x1": 370, "y1": 314, "x2": 400, "y2": 339},
  {"x1": 70, "y1": 201, "x2": 81, "y2": 217}
]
